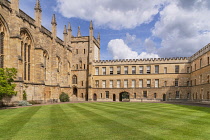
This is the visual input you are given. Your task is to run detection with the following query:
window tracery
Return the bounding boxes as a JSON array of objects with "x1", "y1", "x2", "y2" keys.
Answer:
[{"x1": 20, "y1": 30, "x2": 32, "y2": 81}]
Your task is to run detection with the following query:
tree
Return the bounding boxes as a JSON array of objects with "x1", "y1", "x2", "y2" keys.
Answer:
[{"x1": 0, "y1": 68, "x2": 17, "y2": 101}]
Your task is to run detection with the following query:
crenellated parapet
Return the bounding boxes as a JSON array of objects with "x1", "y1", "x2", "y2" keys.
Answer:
[
  {"x1": 190, "y1": 43, "x2": 210, "y2": 62},
  {"x1": 93, "y1": 57, "x2": 190, "y2": 65}
]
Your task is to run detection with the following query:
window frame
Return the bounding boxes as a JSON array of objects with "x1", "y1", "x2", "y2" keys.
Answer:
[{"x1": 147, "y1": 66, "x2": 151, "y2": 74}]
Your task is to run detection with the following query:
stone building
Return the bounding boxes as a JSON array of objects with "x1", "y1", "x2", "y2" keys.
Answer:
[{"x1": 0, "y1": 0, "x2": 209, "y2": 103}]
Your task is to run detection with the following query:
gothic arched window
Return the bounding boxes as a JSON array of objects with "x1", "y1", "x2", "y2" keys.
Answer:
[
  {"x1": 72, "y1": 75, "x2": 77, "y2": 84},
  {"x1": 43, "y1": 51, "x2": 49, "y2": 80},
  {"x1": 56, "y1": 56, "x2": 61, "y2": 72},
  {"x1": 0, "y1": 20, "x2": 6, "y2": 68},
  {"x1": 20, "y1": 29, "x2": 32, "y2": 81},
  {"x1": 0, "y1": 32, "x2": 4, "y2": 68}
]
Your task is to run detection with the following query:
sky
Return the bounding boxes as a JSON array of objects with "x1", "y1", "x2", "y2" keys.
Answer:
[{"x1": 18, "y1": 0, "x2": 210, "y2": 60}]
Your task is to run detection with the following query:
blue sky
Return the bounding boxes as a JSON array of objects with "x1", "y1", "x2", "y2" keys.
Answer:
[{"x1": 19, "y1": 0, "x2": 210, "y2": 60}]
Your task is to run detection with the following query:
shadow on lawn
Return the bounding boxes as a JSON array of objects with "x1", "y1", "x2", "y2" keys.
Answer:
[
  {"x1": 69, "y1": 103, "x2": 163, "y2": 140},
  {"x1": 165, "y1": 102, "x2": 210, "y2": 113}
]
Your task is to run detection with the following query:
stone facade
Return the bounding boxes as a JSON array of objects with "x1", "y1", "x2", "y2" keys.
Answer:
[{"x1": 0, "y1": 0, "x2": 209, "y2": 103}]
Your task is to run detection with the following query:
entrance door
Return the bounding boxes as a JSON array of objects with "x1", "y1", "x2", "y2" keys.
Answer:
[
  {"x1": 85, "y1": 93, "x2": 88, "y2": 101},
  {"x1": 119, "y1": 92, "x2": 130, "y2": 102},
  {"x1": 113, "y1": 94, "x2": 116, "y2": 101},
  {"x1": 163, "y1": 94, "x2": 166, "y2": 101},
  {"x1": 93, "y1": 94, "x2": 97, "y2": 101},
  {"x1": 73, "y1": 87, "x2": 77, "y2": 97}
]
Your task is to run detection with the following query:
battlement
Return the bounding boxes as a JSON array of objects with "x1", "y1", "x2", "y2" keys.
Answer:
[
  {"x1": 93, "y1": 57, "x2": 190, "y2": 65},
  {"x1": 190, "y1": 43, "x2": 210, "y2": 61}
]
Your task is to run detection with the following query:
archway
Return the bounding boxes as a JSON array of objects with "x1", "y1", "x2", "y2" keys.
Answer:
[
  {"x1": 85, "y1": 93, "x2": 88, "y2": 101},
  {"x1": 73, "y1": 87, "x2": 77, "y2": 97},
  {"x1": 119, "y1": 92, "x2": 130, "y2": 102},
  {"x1": 113, "y1": 94, "x2": 116, "y2": 101},
  {"x1": 163, "y1": 94, "x2": 166, "y2": 101},
  {"x1": 93, "y1": 94, "x2": 97, "y2": 101}
]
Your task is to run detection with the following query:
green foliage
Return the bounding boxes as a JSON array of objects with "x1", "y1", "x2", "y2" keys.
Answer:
[
  {"x1": 121, "y1": 92, "x2": 129, "y2": 99},
  {"x1": 28, "y1": 100, "x2": 41, "y2": 105},
  {"x1": 0, "y1": 68, "x2": 17, "y2": 100},
  {"x1": 18, "y1": 100, "x2": 32, "y2": 106},
  {"x1": 23, "y1": 90, "x2": 27, "y2": 100},
  {"x1": 59, "y1": 92, "x2": 69, "y2": 102}
]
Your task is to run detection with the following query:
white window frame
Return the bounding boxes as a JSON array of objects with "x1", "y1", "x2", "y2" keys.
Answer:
[
  {"x1": 124, "y1": 80, "x2": 128, "y2": 88},
  {"x1": 117, "y1": 80, "x2": 121, "y2": 88},
  {"x1": 132, "y1": 80, "x2": 136, "y2": 88},
  {"x1": 102, "y1": 80, "x2": 106, "y2": 88},
  {"x1": 95, "y1": 67, "x2": 99, "y2": 75},
  {"x1": 109, "y1": 80, "x2": 113, "y2": 88},
  {"x1": 155, "y1": 79, "x2": 159, "y2": 88},
  {"x1": 102, "y1": 67, "x2": 106, "y2": 75},
  {"x1": 139, "y1": 79, "x2": 143, "y2": 88}
]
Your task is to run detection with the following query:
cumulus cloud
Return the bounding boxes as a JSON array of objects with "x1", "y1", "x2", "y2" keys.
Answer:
[
  {"x1": 55, "y1": 0, "x2": 210, "y2": 58},
  {"x1": 55, "y1": 0, "x2": 166, "y2": 29},
  {"x1": 152, "y1": 0, "x2": 210, "y2": 57},
  {"x1": 108, "y1": 39, "x2": 159, "y2": 59}
]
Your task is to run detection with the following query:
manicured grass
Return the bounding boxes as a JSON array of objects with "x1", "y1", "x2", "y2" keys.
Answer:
[{"x1": 0, "y1": 102, "x2": 210, "y2": 140}]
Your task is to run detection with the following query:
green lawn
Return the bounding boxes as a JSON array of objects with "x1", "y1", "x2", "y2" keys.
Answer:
[{"x1": 0, "y1": 102, "x2": 210, "y2": 140}]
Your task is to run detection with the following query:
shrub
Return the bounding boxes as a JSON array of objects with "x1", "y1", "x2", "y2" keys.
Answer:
[
  {"x1": 18, "y1": 100, "x2": 32, "y2": 106},
  {"x1": 28, "y1": 100, "x2": 41, "y2": 105},
  {"x1": 23, "y1": 90, "x2": 27, "y2": 100},
  {"x1": 59, "y1": 92, "x2": 69, "y2": 102}
]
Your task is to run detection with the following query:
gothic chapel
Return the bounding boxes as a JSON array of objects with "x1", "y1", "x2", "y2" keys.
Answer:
[{"x1": 0, "y1": 0, "x2": 209, "y2": 104}]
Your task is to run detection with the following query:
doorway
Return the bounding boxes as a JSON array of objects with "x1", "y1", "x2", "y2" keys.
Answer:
[
  {"x1": 163, "y1": 94, "x2": 166, "y2": 101},
  {"x1": 85, "y1": 93, "x2": 88, "y2": 101},
  {"x1": 119, "y1": 92, "x2": 130, "y2": 102},
  {"x1": 73, "y1": 87, "x2": 77, "y2": 97},
  {"x1": 93, "y1": 94, "x2": 97, "y2": 101},
  {"x1": 113, "y1": 94, "x2": 116, "y2": 101}
]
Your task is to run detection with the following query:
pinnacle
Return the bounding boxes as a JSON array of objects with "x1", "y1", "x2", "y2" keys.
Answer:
[
  {"x1": 63, "y1": 25, "x2": 67, "y2": 34},
  {"x1": 89, "y1": 20, "x2": 93, "y2": 30},
  {"x1": 35, "y1": 0, "x2": 42, "y2": 11},
  {"x1": 51, "y1": 14, "x2": 57, "y2": 25}
]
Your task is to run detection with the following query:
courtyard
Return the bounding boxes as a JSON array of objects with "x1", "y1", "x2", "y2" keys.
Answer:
[{"x1": 0, "y1": 102, "x2": 210, "y2": 139}]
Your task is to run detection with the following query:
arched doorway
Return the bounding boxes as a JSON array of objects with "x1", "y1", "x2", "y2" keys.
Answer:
[
  {"x1": 93, "y1": 94, "x2": 97, "y2": 101},
  {"x1": 119, "y1": 92, "x2": 130, "y2": 102},
  {"x1": 163, "y1": 94, "x2": 166, "y2": 101},
  {"x1": 73, "y1": 87, "x2": 77, "y2": 97},
  {"x1": 85, "y1": 93, "x2": 88, "y2": 101},
  {"x1": 113, "y1": 94, "x2": 116, "y2": 101}
]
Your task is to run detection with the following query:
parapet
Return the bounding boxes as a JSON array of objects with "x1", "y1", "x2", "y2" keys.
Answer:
[
  {"x1": 56, "y1": 37, "x2": 64, "y2": 46},
  {"x1": 93, "y1": 57, "x2": 190, "y2": 65},
  {"x1": 190, "y1": 43, "x2": 210, "y2": 61},
  {"x1": 40, "y1": 26, "x2": 52, "y2": 38},
  {"x1": 19, "y1": 10, "x2": 36, "y2": 27}
]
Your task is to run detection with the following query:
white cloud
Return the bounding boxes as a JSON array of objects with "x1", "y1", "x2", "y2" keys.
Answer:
[
  {"x1": 55, "y1": 0, "x2": 166, "y2": 29},
  {"x1": 108, "y1": 39, "x2": 159, "y2": 59},
  {"x1": 55, "y1": 0, "x2": 210, "y2": 58},
  {"x1": 152, "y1": 0, "x2": 210, "y2": 57}
]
